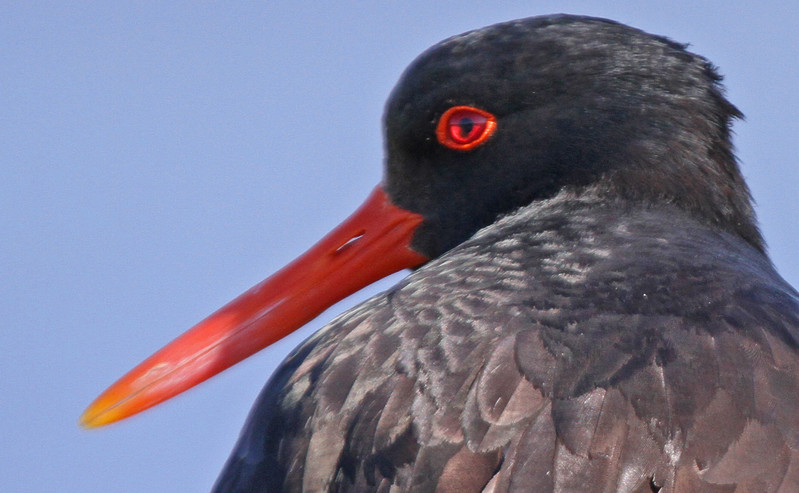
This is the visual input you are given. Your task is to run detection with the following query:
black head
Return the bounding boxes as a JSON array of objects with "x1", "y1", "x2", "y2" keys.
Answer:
[{"x1": 383, "y1": 14, "x2": 762, "y2": 259}]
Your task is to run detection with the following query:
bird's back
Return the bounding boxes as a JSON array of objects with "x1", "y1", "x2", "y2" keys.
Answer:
[{"x1": 215, "y1": 195, "x2": 799, "y2": 492}]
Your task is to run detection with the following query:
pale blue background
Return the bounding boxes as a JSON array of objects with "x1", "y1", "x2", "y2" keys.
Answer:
[{"x1": 2, "y1": 2, "x2": 797, "y2": 491}]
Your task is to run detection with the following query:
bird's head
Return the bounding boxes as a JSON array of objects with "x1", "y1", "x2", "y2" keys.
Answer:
[{"x1": 383, "y1": 15, "x2": 761, "y2": 257}]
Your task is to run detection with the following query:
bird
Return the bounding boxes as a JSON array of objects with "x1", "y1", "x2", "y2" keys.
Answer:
[{"x1": 81, "y1": 14, "x2": 799, "y2": 492}]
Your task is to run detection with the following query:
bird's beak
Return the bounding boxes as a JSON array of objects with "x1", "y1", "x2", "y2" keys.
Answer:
[{"x1": 80, "y1": 186, "x2": 427, "y2": 428}]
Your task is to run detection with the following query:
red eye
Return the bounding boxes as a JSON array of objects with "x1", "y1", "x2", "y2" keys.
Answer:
[{"x1": 436, "y1": 106, "x2": 497, "y2": 151}]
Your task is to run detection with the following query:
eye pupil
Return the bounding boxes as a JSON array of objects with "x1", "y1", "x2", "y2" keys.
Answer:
[
  {"x1": 436, "y1": 106, "x2": 497, "y2": 151},
  {"x1": 455, "y1": 118, "x2": 475, "y2": 139}
]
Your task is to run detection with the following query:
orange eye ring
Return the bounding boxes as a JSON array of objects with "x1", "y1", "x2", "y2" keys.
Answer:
[{"x1": 436, "y1": 106, "x2": 497, "y2": 151}]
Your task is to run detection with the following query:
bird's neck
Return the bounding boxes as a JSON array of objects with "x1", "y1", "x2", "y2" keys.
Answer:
[{"x1": 472, "y1": 187, "x2": 768, "y2": 268}]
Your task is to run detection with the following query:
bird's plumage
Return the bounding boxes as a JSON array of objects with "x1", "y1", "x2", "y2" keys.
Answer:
[
  {"x1": 211, "y1": 15, "x2": 799, "y2": 492},
  {"x1": 216, "y1": 192, "x2": 799, "y2": 492}
]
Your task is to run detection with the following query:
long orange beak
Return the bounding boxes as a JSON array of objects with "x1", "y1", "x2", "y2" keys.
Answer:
[{"x1": 81, "y1": 186, "x2": 427, "y2": 428}]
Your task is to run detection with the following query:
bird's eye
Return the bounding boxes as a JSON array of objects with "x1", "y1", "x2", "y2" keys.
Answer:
[{"x1": 436, "y1": 106, "x2": 497, "y2": 151}]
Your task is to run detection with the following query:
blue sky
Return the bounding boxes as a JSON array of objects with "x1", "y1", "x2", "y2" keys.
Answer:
[{"x1": 2, "y1": 2, "x2": 797, "y2": 491}]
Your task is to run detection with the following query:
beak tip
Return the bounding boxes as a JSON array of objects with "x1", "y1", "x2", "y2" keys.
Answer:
[
  {"x1": 80, "y1": 396, "x2": 118, "y2": 429},
  {"x1": 79, "y1": 407, "x2": 100, "y2": 429}
]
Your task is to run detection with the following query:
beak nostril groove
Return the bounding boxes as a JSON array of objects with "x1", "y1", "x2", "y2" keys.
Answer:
[{"x1": 334, "y1": 232, "x2": 365, "y2": 255}]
